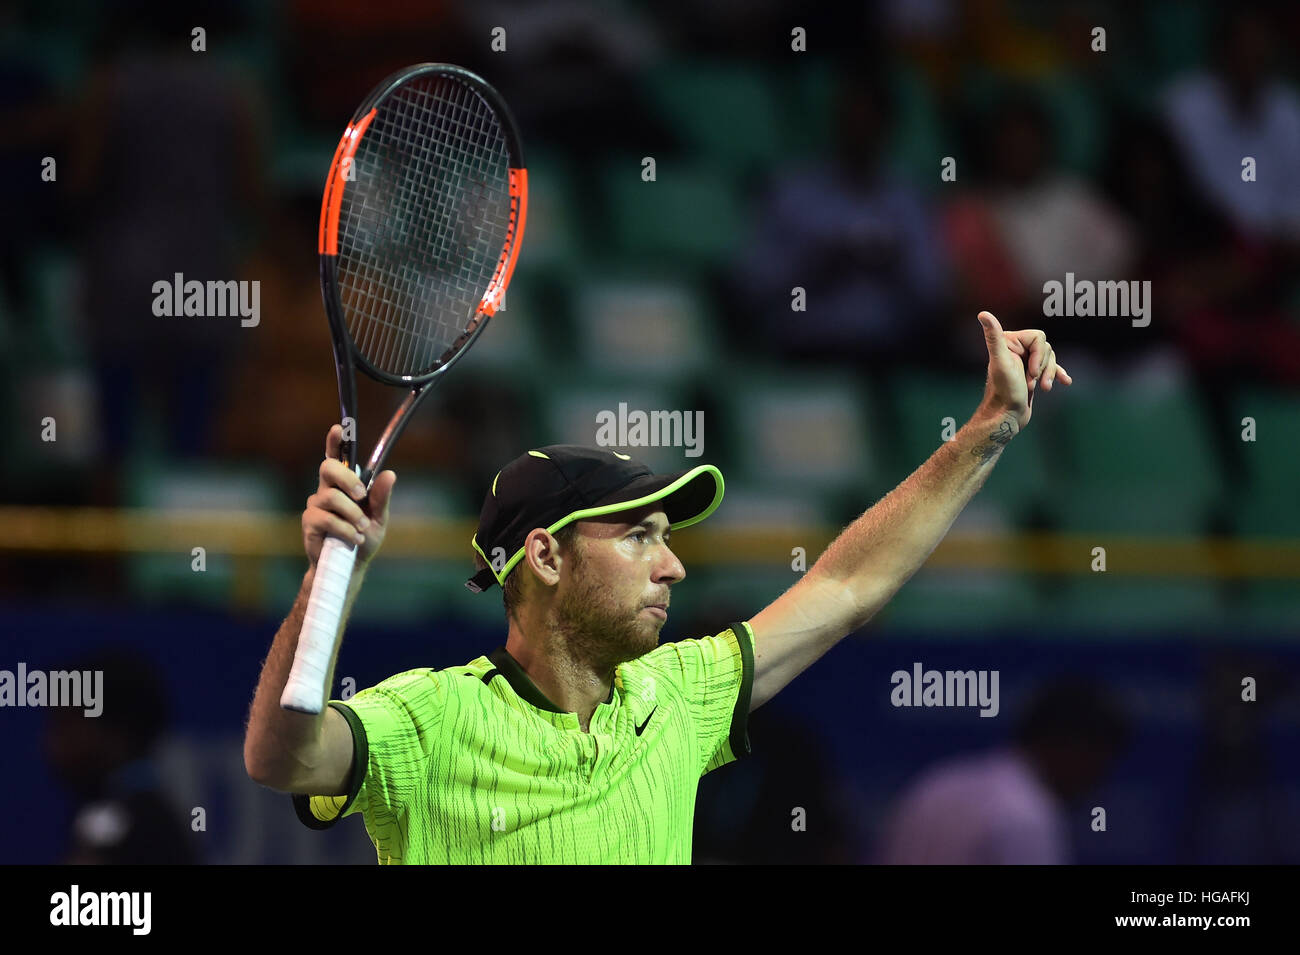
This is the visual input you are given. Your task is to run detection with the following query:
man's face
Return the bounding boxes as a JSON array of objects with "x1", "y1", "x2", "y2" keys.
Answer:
[{"x1": 551, "y1": 506, "x2": 685, "y2": 668}]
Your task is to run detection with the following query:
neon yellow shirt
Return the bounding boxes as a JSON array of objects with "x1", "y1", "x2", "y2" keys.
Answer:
[{"x1": 292, "y1": 621, "x2": 755, "y2": 863}]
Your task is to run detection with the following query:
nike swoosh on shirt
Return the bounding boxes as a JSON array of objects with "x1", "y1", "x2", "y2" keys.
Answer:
[{"x1": 635, "y1": 707, "x2": 657, "y2": 736}]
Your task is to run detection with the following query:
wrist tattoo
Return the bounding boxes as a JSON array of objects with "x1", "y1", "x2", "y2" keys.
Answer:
[{"x1": 971, "y1": 419, "x2": 1016, "y2": 464}]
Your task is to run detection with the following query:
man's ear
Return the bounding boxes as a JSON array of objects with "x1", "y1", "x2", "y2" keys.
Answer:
[{"x1": 522, "y1": 528, "x2": 563, "y2": 589}]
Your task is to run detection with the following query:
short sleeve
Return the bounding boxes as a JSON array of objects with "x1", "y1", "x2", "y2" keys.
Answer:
[
  {"x1": 291, "y1": 668, "x2": 446, "y2": 831},
  {"x1": 647, "y1": 621, "x2": 755, "y2": 777}
]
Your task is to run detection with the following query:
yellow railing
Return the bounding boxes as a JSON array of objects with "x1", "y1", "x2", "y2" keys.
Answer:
[{"x1": 3, "y1": 508, "x2": 1299, "y2": 578}]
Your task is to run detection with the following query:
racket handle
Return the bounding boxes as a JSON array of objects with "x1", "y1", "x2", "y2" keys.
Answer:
[{"x1": 280, "y1": 535, "x2": 358, "y2": 714}]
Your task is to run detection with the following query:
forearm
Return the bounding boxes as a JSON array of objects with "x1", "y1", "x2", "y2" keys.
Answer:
[
  {"x1": 807, "y1": 407, "x2": 1019, "y2": 626},
  {"x1": 243, "y1": 564, "x2": 366, "y2": 784}
]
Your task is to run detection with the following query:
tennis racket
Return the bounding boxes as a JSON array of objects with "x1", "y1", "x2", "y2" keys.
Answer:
[{"x1": 281, "y1": 63, "x2": 527, "y2": 714}]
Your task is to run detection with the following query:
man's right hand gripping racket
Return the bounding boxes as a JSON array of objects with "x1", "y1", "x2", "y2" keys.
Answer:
[{"x1": 280, "y1": 64, "x2": 527, "y2": 714}]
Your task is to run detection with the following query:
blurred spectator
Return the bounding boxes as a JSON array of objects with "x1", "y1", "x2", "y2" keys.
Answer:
[
  {"x1": 0, "y1": 14, "x2": 65, "y2": 325},
  {"x1": 283, "y1": 0, "x2": 475, "y2": 135},
  {"x1": 70, "y1": 1, "x2": 267, "y2": 482},
  {"x1": 43, "y1": 649, "x2": 196, "y2": 864},
  {"x1": 652, "y1": 0, "x2": 860, "y2": 60},
  {"x1": 211, "y1": 186, "x2": 344, "y2": 484},
  {"x1": 1159, "y1": 4, "x2": 1300, "y2": 387},
  {"x1": 941, "y1": 90, "x2": 1134, "y2": 351},
  {"x1": 1181, "y1": 655, "x2": 1296, "y2": 863},
  {"x1": 694, "y1": 706, "x2": 858, "y2": 864},
  {"x1": 1099, "y1": 112, "x2": 1227, "y2": 348},
  {"x1": 730, "y1": 65, "x2": 948, "y2": 367},
  {"x1": 877, "y1": 678, "x2": 1131, "y2": 864},
  {"x1": 463, "y1": 1, "x2": 669, "y2": 165},
  {"x1": 1163, "y1": 5, "x2": 1300, "y2": 242}
]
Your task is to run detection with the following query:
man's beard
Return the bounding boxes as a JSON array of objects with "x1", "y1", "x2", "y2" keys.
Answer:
[{"x1": 549, "y1": 565, "x2": 660, "y2": 671}]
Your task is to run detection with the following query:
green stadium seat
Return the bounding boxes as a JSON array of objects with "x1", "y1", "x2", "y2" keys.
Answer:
[
  {"x1": 883, "y1": 63, "x2": 950, "y2": 193},
  {"x1": 1230, "y1": 388, "x2": 1300, "y2": 538},
  {"x1": 1046, "y1": 382, "x2": 1224, "y2": 534},
  {"x1": 1231, "y1": 493, "x2": 1300, "y2": 539},
  {"x1": 1035, "y1": 74, "x2": 1105, "y2": 176},
  {"x1": 714, "y1": 369, "x2": 878, "y2": 496},
  {"x1": 1141, "y1": 0, "x2": 1215, "y2": 80},
  {"x1": 599, "y1": 159, "x2": 745, "y2": 268},
  {"x1": 569, "y1": 273, "x2": 718, "y2": 381},
  {"x1": 772, "y1": 60, "x2": 836, "y2": 161},
  {"x1": 27, "y1": 251, "x2": 86, "y2": 365},
  {"x1": 1227, "y1": 384, "x2": 1300, "y2": 501},
  {"x1": 6, "y1": 254, "x2": 98, "y2": 486},
  {"x1": 642, "y1": 61, "x2": 783, "y2": 174},
  {"x1": 539, "y1": 378, "x2": 701, "y2": 476}
]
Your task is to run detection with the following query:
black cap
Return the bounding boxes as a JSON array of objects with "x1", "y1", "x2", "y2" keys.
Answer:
[{"x1": 467, "y1": 445, "x2": 725, "y2": 593}]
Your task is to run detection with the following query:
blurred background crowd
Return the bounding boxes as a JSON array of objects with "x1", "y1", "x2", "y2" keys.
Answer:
[{"x1": 2, "y1": 0, "x2": 1298, "y2": 864}]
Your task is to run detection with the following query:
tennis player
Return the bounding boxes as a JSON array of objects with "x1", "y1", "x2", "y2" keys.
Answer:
[{"x1": 243, "y1": 311, "x2": 1068, "y2": 863}]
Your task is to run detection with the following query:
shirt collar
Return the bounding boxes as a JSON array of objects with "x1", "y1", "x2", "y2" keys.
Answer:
[{"x1": 487, "y1": 645, "x2": 615, "y2": 714}]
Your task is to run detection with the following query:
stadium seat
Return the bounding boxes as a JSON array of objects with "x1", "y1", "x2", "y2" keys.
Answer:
[
  {"x1": 1044, "y1": 383, "x2": 1225, "y2": 535},
  {"x1": 1035, "y1": 73, "x2": 1105, "y2": 176},
  {"x1": 1141, "y1": 0, "x2": 1215, "y2": 80},
  {"x1": 713, "y1": 369, "x2": 879, "y2": 496},
  {"x1": 538, "y1": 377, "x2": 701, "y2": 476},
  {"x1": 771, "y1": 59, "x2": 836, "y2": 161},
  {"x1": 882, "y1": 62, "x2": 949, "y2": 193},
  {"x1": 641, "y1": 61, "x2": 783, "y2": 174},
  {"x1": 1222, "y1": 388, "x2": 1300, "y2": 632},
  {"x1": 1229, "y1": 388, "x2": 1300, "y2": 538},
  {"x1": 599, "y1": 159, "x2": 746, "y2": 268},
  {"x1": 27, "y1": 250, "x2": 86, "y2": 366},
  {"x1": 569, "y1": 272, "x2": 718, "y2": 381}
]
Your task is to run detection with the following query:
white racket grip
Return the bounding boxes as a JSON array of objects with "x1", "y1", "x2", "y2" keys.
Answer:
[{"x1": 281, "y1": 535, "x2": 359, "y2": 714}]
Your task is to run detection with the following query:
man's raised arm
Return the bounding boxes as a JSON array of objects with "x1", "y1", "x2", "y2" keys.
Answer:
[
  {"x1": 243, "y1": 424, "x2": 396, "y2": 793},
  {"x1": 747, "y1": 312, "x2": 1070, "y2": 711}
]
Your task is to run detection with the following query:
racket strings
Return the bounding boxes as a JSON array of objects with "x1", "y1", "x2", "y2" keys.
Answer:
[
  {"x1": 335, "y1": 74, "x2": 513, "y2": 377},
  {"x1": 346, "y1": 80, "x2": 501, "y2": 372}
]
